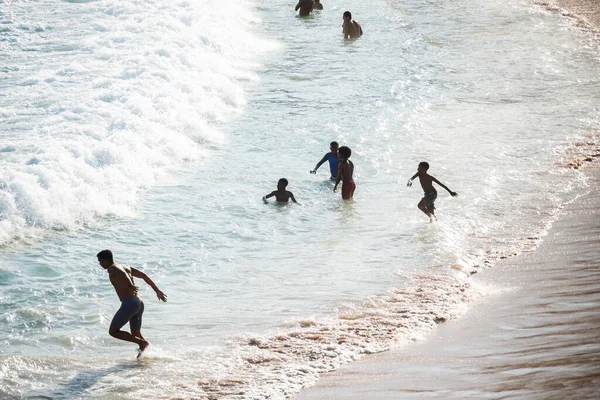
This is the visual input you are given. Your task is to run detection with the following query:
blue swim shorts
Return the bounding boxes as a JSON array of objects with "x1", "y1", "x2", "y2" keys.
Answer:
[
  {"x1": 110, "y1": 296, "x2": 144, "y2": 332},
  {"x1": 422, "y1": 191, "x2": 437, "y2": 210}
]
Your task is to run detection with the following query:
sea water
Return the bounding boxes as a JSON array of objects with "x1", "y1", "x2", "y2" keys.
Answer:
[{"x1": 1, "y1": 0, "x2": 599, "y2": 398}]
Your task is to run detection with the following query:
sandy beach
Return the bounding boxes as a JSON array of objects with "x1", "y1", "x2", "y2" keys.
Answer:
[
  {"x1": 542, "y1": 0, "x2": 600, "y2": 28},
  {"x1": 296, "y1": 161, "x2": 600, "y2": 399},
  {"x1": 3, "y1": 1, "x2": 600, "y2": 398}
]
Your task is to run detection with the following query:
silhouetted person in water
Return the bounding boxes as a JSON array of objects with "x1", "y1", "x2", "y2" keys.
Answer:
[
  {"x1": 334, "y1": 146, "x2": 355, "y2": 200},
  {"x1": 97, "y1": 249, "x2": 167, "y2": 357},
  {"x1": 295, "y1": 0, "x2": 314, "y2": 16},
  {"x1": 311, "y1": 141, "x2": 340, "y2": 181},
  {"x1": 263, "y1": 178, "x2": 298, "y2": 204},
  {"x1": 407, "y1": 162, "x2": 458, "y2": 222},
  {"x1": 343, "y1": 11, "x2": 363, "y2": 39}
]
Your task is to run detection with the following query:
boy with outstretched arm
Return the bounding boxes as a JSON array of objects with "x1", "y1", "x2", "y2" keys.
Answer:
[
  {"x1": 310, "y1": 141, "x2": 339, "y2": 181},
  {"x1": 407, "y1": 161, "x2": 457, "y2": 221},
  {"x1": 263, "y1": 178, "x2": 298, "y2": 204},
  {"x1": 334, "y1": 146, "x2": 355, "y2": 200}
]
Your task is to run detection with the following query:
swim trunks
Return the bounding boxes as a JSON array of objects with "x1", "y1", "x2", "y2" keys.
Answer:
[
  {"x1": 110, "y1": 296, "x2": 145, "y2": 332},
  {"x1": 422, "y1": 191, "x2": 437, "y2": 210},
  {"x1": 341, "y1": 181, "x2": 356, "y2": 200}
]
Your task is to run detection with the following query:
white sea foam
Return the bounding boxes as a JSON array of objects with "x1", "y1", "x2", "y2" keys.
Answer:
[
  {"x1": 0, "y1": 0, "x2": 272, "y2": 245},
  {"x1": 1, "y1": 0, "x2": 600, "y2": 399}
]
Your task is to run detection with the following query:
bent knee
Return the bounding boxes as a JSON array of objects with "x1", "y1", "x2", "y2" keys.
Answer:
[{"x1": 109, "y1": 327, "x2": 120, "y2": 337}]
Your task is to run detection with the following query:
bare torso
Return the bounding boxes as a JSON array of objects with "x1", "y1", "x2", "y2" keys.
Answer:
[
  {"x1": 339, "y1": 160, "x2": 354, "y2": 182},
  {"x1": 108, "y1": 264, "x2": 139, "y2": 301},
  {"x1": 418, "y1": 173, "x2": 435, "y2": 193},
  {"x1": 272, "y1": 190, "x2": 294, "y2": 202},
  {"x1": 296, "y1": 0, "x2": 314, "y2": 16},
  {"x1": 343, "y1": 20, "x2": 362, "y2": 38}
]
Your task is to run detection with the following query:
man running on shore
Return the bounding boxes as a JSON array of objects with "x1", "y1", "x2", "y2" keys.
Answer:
[
  {"x1": 342, "y1": 11, "x2": 363, "y2": 39},
  {"x1": 295, "y1": 0, "x2": 314, "y2": 16},
  {"x1": 97, "y1": 249, "x2": 167, "y2": 357}
]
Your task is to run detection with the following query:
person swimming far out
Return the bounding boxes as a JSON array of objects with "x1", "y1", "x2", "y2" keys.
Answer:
[
  {"x1": 407, "y1": 161, "x2": 458, "y2": 222},
  {"x1": 263, "y1": 178, "x2": 298, "y2": 204},
  {"x1": 295, "y1": 0, "x2": 314, "y2": 16},
  {"x1": 342, "y1": 11, "x2": 363, "y2": 39},
  {"x1": 313, "y1": 0, "x2": 323, "y2": 10},
  {"x1": 310, "y1": 141, "x2": 339, "y2": 181}
]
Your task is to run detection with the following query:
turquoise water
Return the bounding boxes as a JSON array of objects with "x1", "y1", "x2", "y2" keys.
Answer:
[{"x1": 1, "y1": 0, "x2": 599, "y2": 398}]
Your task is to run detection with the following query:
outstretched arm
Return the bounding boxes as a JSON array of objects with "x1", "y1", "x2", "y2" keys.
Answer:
[
  {"x1": 131, "y1": 268, "x2": 167, "y2": 302},
  {"x1": 432, "y1": 176, "x2": 458, "y2": 197},
  {"x1": 311, "y1": 154, "x2": 329, "y2": 174},
  {"x1": 407, "y1": 173, "x2": 418, "y2": 187},
  {"x1": 263, "y1": 191, "x2": 276, "y2": 204}
]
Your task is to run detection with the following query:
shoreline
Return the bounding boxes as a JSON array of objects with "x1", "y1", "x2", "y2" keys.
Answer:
[
  {"x1": 296, "y1": 3, "x2": 600, "y2": 398},
  {"x1": 295, "y1": 160, "x2": 600, "y2": 399},
  {"x1": 538, "y1": 0, "x2": 600, "y2": 31}
]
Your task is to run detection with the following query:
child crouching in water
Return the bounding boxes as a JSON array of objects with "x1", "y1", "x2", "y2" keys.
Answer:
[{"x1": 263, "y1": 178, "x2": 298, "y2": 204}]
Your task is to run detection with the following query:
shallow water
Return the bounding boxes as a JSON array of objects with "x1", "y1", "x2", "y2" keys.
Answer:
[
  {"x1": 1, "y1": 0, "x2": 599, "y2": 398},
  {"x1": 296, "y1": 165, "x2": 600, "y2": 399}
]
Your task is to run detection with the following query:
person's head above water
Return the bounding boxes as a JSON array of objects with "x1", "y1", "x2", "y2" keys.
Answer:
[
  {"x1": 277, "y1": 178, "x2": 289, "y2": 190},
  {"x1": 343, "y1": 11, "x2": 352, "y2": 20},
  {"x1": 97, "y1": 249, "x2": 114, "y2": 268},
  {"x1": 330, "y1": 141, "x2": 339, "y2": 151},
  {"x1": 418, "y1": 161, "x2": 430, "y2": 172},
  {"x1": 338, "y1": 146, "x2": 351, "y2": 160}
]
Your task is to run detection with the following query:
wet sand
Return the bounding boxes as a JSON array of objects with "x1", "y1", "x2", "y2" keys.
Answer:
[
  {"x1": 295, "y1": 3, "x2": 600, "y2": 397},
  {"x1": 543, "y1": 0, "x2": 600, "y2": 28},
  {"x1": 294, "y1": 3, "x2": 600, "y2": 398},
  {"x1": 296, "y1": 161, "x2": 600, "y2": 399}
]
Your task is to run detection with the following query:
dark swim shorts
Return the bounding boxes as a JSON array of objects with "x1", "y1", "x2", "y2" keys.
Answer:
[
  {"x1": 342, "y1": 181, "x2": 356, "y2": 200},
  {"x1": 110, "y1": 297, "x2": 144, "y2": 332},
  {"x1": 422, "y1": 191, "x2": 437, "y2": 210}
]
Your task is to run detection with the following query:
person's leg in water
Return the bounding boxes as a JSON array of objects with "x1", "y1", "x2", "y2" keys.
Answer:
[
  {"x1": 419, "y1": 192, "x2": 437, "y2": 222},
  {"x1": 417, "y1": 197, "x2": 437, "y2": 222},
  {"x1": 129, "y1": 301, "x2": 149, "y2": 355},
  {"x1": 426, "y1": 193, "x2": 438, "y2": 222},
  {"x1": 427, "y1": 202, "x2": 437, "y2": 222},
  {"x1": 417, "y1": 198, "x2": 433, "y2": 220},
  {"x1": 109, "y1": 298, "x2": 149, "y2": 352}
]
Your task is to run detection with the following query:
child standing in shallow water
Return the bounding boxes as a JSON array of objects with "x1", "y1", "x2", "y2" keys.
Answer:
[
  {"x1": 310, "y1": 141, "x2": 339, "y2": 181},
  {"x1": 407, "y1": 161, "x2": 457, "y2": 222},
  {"x1": 334, "y1": 146, "x2": 355, "y2": 200},
  {"x1": 263, "y1": 178, "x2": 298, "y2": 204}
]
